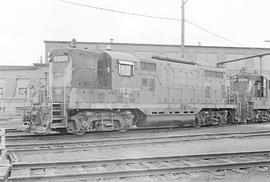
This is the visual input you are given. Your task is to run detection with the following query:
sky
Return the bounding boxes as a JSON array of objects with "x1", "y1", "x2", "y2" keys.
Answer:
[{"x1": 1, "y1": 0, "x2": 270, "y2": 65}]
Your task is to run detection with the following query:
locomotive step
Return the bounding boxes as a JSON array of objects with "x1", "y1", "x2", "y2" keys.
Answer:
[
  {"x1": 52, "y1": 103, "x2": 62, "y2": 106},
  {"x1": 53, "y1": 115, "x2": 64, "y2": 117},
  {"x1": 52, "y1": 117, "x2": 63, "y2": 120},
  {"x1": 52, "y1": 106, "x2": 62, "y2": 110}
]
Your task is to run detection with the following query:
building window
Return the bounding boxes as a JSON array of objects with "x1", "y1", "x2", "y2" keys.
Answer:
[
  {"x1": 118, "y1": 60, "x2": 134, "y2": 77},
  {"x1": 196, "y1": 53, "x2": 217, "y2": 66},
  {"x1": 0, "y1": 107, "x2": 6, "y2": 113},
  {"x1": 19, "y1": 88, "x2": 27, "y2": 95},
  {"x1": 142, "y1": 78, "x2": 148, "y2": 87},
  {"x1": 141, "y1": 62, "x2": 156, "y2": 72},
  {"x1": 149, "y1": 79, "x2": 155, "y2": 91},
  {"x1": 221, "y1": 85, "x2": 226, "y2": 98},
  {"x1": 44, "y1": 72, "x2": 49, "y2": 80},
  {"x1": 166, "y1": 52, "x2": 188, "y2": 59},
  {"x1": 204, "y1": 70, "x2": 223, "y2": 78},
  {"x1": 0, "y1": 88, "x2": 3, "y2": 95},
  {"x1": 205, "y1": 86, "x2": 211, "y2": 98},
  {"x1": 225, "y1": 54, "x2": 246, "y2": 70},
  {"x1": 16, "y1": 107, "x2": 24, "y2": 113},
  {"x1": 135, "y1": 51, "x2": 157, "y2": 59}
]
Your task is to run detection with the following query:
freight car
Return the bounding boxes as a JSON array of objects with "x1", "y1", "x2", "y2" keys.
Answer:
[{"x1": 24, "y1": 45, "x2": 263, "y2": 134}]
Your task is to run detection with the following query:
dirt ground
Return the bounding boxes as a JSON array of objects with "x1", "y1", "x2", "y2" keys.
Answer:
[
  {"x1": 3, "y1": 113, "x2": 270, "y2": 181},
  {"x1": 0, "y1": 113, "x2": 23, "y2": 130}
]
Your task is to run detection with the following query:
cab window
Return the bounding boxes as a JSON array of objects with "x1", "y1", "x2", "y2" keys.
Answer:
[{"x1": 118, "y1": 60, "x2": 134, "y2": 77}]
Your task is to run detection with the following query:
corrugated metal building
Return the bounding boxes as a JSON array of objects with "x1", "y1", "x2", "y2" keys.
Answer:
[{"x1": 45, "y1": 40, "x2": 270, "y2": 74}]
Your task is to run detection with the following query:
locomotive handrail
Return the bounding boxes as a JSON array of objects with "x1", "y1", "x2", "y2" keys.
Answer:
[
  {"x1": 155, "y1": 74, "x2": 165, "y2": 88},
  {"x1": 64, "y1": 72, "x2": 66, "y2": 117},
  {"x1": 234, "y1": 92, "x2": 242, "y2": 117},
  {"x1": 71, "y1": 67, "x2": 107, "y2": 72},
  {"x1": 226, "y1": 91, "x2": 238, "y2": 105},
  {"x1": 0, "y1": 129, "x2": 6, "y2": 160}
]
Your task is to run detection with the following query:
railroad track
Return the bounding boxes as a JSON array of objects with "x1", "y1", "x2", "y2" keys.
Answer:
[
  {"x1": 3, "y1": 121, "x2": 270, "y2": 138},
  {"x1": 8, "y1": 150, "x2": 270, "y2": 182},
  {"x1": 5, "y1": 123, "x2": 270, "y2": 181},
  {"x1": 6, "y1": 129, "x2": 270, "y2": 153},
  {"x1": 4, "y1": 125, "x2": 182, "y2": 138}
]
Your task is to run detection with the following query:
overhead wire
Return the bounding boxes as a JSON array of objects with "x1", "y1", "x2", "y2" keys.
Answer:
[
  {"x1": 184, "y1": 20, "x2": 246, "y2": 47},
  {"x1": 60, "y1": 0, "x2": 180, "y2": 21},
  {"x1": 60, "y1": 0, "x2": 260, "y2": 49}
]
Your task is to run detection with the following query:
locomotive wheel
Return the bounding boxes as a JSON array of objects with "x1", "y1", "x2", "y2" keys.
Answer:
[
  {"x1": 193, "y1": 117, "x2": 201, "y2": 128},
  {"x1": 113, "y1": 120, "x2": 125, "y2": 131},
  {"x1": 56, "y1": 128, "x2": 68, "y2": 134},
  {"x1": 92, "y1": 119, "x2": 127, "y2": 131},
  {"x1": 68, "y1": 110, "x2": 134, "y2": 133},
  {"x1": 226, "y1": 110, "x2": 236, "y2": 123},
  {"x1": 94, "y1": 121, "x2": 103, "y2": 131},
  {"x1": 119, "y1": 125, "x2": 128, "y2": 132},
  {"x1": 74, "y1": 131, "x2": 86, "y2": 135},
  {"x1": 68, "y1": 119, "x2": 85, "y2": 135}
]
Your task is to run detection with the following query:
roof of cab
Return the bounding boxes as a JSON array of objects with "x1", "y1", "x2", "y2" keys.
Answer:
[
  {"x1": 105, "y1": 51, "x2": 139, "y2": 62},
  {"x1": 260, "y1": 74, "x2": 270, "y2": 80},
  {"x1": 51, "y1": 47, "x2": 139, "y2": 62}
]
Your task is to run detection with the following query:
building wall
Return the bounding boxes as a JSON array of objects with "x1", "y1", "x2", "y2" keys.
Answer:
[
  {"x1": 45, "y1": 40, "x2": 270, "y2": 74},
  {"x1": 0, "y1": 64, "x2": 48, "y2": 114}
]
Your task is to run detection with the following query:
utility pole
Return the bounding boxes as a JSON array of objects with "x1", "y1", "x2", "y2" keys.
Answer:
[{"x1": 181, "y1": 0, "x2": 185, "y2": 58}]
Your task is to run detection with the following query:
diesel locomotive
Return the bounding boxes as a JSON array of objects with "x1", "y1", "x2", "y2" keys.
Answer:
[
  {"x1": 230, "y1": 72, "x2": 270, "y2": 122},
  {"x1": 23, "y1": 45, "x2": 270, "y2": 134}
]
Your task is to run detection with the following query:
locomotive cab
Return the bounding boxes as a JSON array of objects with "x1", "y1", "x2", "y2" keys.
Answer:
[
  {"x1": 45, "y1": 47, "x2": 142, "y2": 133},
  {"x1": 49, "y1": 48, "x2": 116, "y2": 132}
]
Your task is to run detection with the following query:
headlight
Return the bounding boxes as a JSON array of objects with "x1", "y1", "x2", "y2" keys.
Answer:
[
  {"x1": 53, "y1": 88, "x2": 63, "y2": 94},
  {"x1": 232, "y1": 75, "x2": 238, "y2": 82}
]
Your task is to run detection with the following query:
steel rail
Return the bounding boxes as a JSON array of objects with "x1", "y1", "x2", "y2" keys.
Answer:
[
  {"x1": 3, "y1": 121, "x2": 270, "y2": 139},
  {"x1": 4, "y1": 126, "x2": 180, "y2": 139},
  {"x1": 5, "y1": 125, "x2": 198, "y2": 139},
  {"x1": 7, "y1": 129, "x2": 270, "y2": 153},
  {"x1": 8, "y1": 150, "x2": 270, "y2": 181}
]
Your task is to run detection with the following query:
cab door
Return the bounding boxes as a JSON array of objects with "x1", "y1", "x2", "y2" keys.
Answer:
[{"x1": 97, "y1": 54, "x2": 112, "y2": 89}]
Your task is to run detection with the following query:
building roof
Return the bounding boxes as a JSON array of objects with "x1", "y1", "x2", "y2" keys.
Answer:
[
  {"x1": 0, "y1": 66, "x2": 37, "y2": 71},
  {"x1": 0, "y1": 63, "x2": 48, "y2": 71},
  {"x1": 44, "y1": 40, "x2": 270, "y2": 50},
  {"x1": 33, "y1": 63, "x2": 49, "y2": 67}
]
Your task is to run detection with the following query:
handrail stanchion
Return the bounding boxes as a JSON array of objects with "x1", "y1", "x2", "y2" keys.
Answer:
[{"x1": 0, "y1": 129, "x2": 6, "y2": 160}]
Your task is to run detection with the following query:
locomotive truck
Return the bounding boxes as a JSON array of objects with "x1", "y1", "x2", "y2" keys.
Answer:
[{"x1": 23, "y1": 45, "x2": 270, "y2": 134}]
